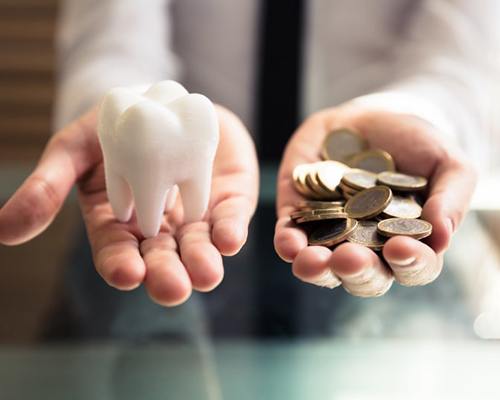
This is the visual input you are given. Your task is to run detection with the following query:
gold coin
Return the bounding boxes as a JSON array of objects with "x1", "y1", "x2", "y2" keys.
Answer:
[
  {"x1": 377, "y1": 218, "x2": 432, "y2": 240},
  {"x1": 347, "y1": 220, "x2": 387, "y2": 250},
  {"x1": 296, "y1": 200, "x2": 345, "y2": 210},
  {"x1": 383, "y1": 195, "x2": 422, "y2": 219},
  {"x1": 308, "y1": 218, "x2": 358, "y2": 246},
  {"x1": 339, "y1": 183, "x2": 359, "y2": 195},
  {"x1": 316, "y1": 160, "x2": 350, "y2": 192},
  {"x1": 293, "y1": 164, "x2": 317, "y2": 197},
  {"x1": 321, "y1": 128, "x2": 368, "y2": 163},
  {"x1": 341, "y1": 169, "x2": 378, "y2": 190},
  {"x1": 343, "y1": 191, "x2": 355, "y2": 200},
  {"x1": 300, "y1": 168, "x2": 330, "y2": 200},
  {"x1": 305, "y1": 171, "x2": 342, "y2": 200},
  {"x1": 347, "y1": 149, "x2": 395, "y2": 173},
  {"x1": 345, "y1": 186, "x2": 393, "y2": 220},
  {"x1": 296, "y1": 211, "x2": 349, "y2": 224},
  {"x1": 291, "y1": 207, "x2": 344, "y2": 220},
  {"x1": 377, "y1": 171, "x2": 427, "y2": 192}
]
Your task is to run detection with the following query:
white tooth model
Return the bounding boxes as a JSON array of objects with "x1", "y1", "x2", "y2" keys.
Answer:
[{"x1": 97, "y1": 80, "x2": 219, "y2": 238}]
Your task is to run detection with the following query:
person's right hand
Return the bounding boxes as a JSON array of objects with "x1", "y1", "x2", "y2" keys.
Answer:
[
  {"x1": 274, "y1": 104, "x2": 477, "y2": 297},
  {"x1": 0, "y1": 105, "x2": 259, "y2": 306}
]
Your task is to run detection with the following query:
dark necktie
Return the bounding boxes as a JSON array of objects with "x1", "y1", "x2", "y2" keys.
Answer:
[
  {"x1": 255, "y1": 0, "x2": 306, "y2": 336},
  {"x1": 256, "y1": 0, "x2": 305, "y2": 161}
]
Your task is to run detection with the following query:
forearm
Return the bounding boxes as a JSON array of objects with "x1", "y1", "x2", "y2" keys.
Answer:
[{"x1": 352, "y1": 0, "x2": 499, "y2": 169}]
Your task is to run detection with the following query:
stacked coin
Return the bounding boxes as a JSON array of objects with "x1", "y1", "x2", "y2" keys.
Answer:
[{"x1": 291, "y1": 128, "x2": 432, "y2": 250}]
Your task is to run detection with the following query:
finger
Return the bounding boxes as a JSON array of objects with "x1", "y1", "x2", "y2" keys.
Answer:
[
  {"x1": 274, "y1": 216, "x2": 308, "y2": 262},
  {"x1": 274, "y1": 113, "x2": 343, "y2": 261},
  {"x1": 422, "y1": 156, "x2": 477, "y2": 253},
  {"x1": 383, "y1": 236, "x2": 443, "y2": 286},
  {"x1": 177, "y1": 221, "x2": 224, "y2": 291},
  {"x1": 141, "y1": 233, "x2": 192, "y2": 307},
  {"x1": 210, "y1": 105, "x2": 259, "y2": 256},
  {"x1": 329, "y1": 242, "x2": 394, "y2": 297},
  {"x1": 0, "y1": 109, "x2": 100, "y2": 245},
  {"x1": 276, "y1": 113, "x2": 329, "y2": 218},
  {"x1": 292, "y1": 246, "x2": 341, "y2": 288},
  {"x1": 81, "y1": 198, "x2": 146, "y2": 291}
]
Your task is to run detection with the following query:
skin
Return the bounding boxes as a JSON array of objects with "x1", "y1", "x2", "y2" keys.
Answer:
[
  {"x1": 274, "y1": 104, "x2": 477, "y2": 297},
  {"x1": 0, "y1": 101, "x2": 477, "y2": 303},
  {"x1": 0, "y1": 105, "x2": 259, "y2": 307}
]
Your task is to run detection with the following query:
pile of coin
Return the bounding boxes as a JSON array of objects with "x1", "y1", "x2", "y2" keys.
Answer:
[{"x1": 291, "y1": 128, "x2": 432, "y2": 250}]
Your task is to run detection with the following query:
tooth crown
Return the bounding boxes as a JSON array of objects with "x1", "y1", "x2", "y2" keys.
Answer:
[{"x1": 97, "y1": 80, "x2": 219, "y2": 238}]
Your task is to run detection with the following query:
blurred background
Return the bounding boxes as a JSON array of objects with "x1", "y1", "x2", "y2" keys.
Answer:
[
  {"x1": 0, "y1": 0, "x2": 83, "y2": 344},
  {"x1": 2, "y1": 0, "x2": 500, "y2": 344},
  {"x1": 1, "y1": 0, "x2": 500, "y2": 398}
]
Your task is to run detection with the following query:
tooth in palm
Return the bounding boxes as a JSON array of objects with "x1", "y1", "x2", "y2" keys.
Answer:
[{"x1": 97, "y1": 80, "x2": 219, "y2": 238}]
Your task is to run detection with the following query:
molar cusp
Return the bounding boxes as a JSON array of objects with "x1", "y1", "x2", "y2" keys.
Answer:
[{"x1": 144, "y1": 80, "x2": 189, "y2": 105}]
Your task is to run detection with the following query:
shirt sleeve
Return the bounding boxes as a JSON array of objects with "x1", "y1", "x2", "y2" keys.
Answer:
[
  {"x1": 53, "y1": 0, "x2": 179, "y2": 129},
  {"x1": 351, "y1": 0, "x2": 500, "y2": 168}
]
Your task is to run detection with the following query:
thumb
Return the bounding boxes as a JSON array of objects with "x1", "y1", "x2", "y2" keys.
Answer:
[
  {"x1": 0, "y1": 109, "x2": 100, "y2": 245},
  {"x1": 422, "y1": 155, "x2": 477, "y2": 254}
]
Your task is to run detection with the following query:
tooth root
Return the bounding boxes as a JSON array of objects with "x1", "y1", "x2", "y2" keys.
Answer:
[
  {"x1": 130, "y1": 179, "x2": 169, "y2": 238},
  {"x1": 105, "y1": 166, "x2": 133, "y2": 222},
  {"x1": 164, "y1": 185, "x2": 179, "y2": 212},
  {"x1": 179, "y1": 170, "x2": 212, "y2": 223}
]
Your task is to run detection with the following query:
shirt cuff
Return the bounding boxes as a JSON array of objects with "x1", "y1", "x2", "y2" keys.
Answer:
[{"x1": 351, "y1": 91, "x2": 458, "y2": 146}]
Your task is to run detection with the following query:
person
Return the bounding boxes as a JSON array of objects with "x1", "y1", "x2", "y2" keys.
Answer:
[{"x1": 0, "y1": 0, "x2": 497, "y2": 306}]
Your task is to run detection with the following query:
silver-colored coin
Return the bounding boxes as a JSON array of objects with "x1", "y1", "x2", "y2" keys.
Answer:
[
  {"x1": 377, "y1": 171, "x2": 427, "y2": 192},
  {"x1": 321, "y1": 129, "x2": 368, "y2": 163},
  {"x1": 383, "y1": 195, "x2": 422, "y2": 219},
  {"x1": 342, "y1": 169, "x2": 378, "y2": 190},
  {"x1": 377, "y1": 218, "x2": 432, "y2": 240},
  {"x1": 347, "y1": 220, "x2": 387, "y2": 250}
]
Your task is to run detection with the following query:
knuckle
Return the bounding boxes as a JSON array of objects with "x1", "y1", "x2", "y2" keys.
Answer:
[
  {"x1": 32, "y1": 176, "x2": 62, "y2": 211},
  {"x1": 21, "y1": 177, "x2": 62, "y2": 228}
]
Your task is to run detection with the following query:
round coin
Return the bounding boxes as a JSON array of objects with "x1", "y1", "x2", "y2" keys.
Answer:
[
  {"x1": 345, "y1": 186, "x2": 393, "y2": 220},
  {"x1": 383, "y1": 195, "x2": 422, "y2": 219},
  {"x1": 347, "y1": 149, "x2": 395, "y2": 173},
  {"x1": 291, "y1": 207, "x2": 344, "y2": 220},
  {"x1": 339, "y1": 182, "x2": 359, "y2": 195},
  {"x1": 308, "y1": 172, "x2": 343, "y2": 200},
  {"x1": 308, "y1": 218, "x2": 358, "y2": 246},
  {"x1": 321, "y1": 128, "x2": 368, "y2": 163},
  {"x1": 296, "y1": 212, "x2": 349, "y2": 224},
  {"x1": 347, "y1": 220, "x2": 387, "y2": 250},
  {"x1": 377, "y1": 218, "x2": 432, "y2": 240},
  {"x1": 305, "y1": 171, "x2": 332, "y2": 197},
  {"x1": 296, "y1": 200, "x2": 345, "y2": 209},
  {"x1": 316, "y1": 160, "x2": 350, "y2": 192},
  {"x1": 341, "y1": 169, "x2": 378, "y2": 190},
  {"x1": 293, "y1": 164, "x2": 317, "y2": 197},
  {"x1": 377, "y1": 171, "x2": 427, "y2": 192}
]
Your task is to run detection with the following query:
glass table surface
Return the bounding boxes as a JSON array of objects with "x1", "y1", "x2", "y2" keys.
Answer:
[{"x1": 1, "y1": 166, "x2": 500, "y2": 399}]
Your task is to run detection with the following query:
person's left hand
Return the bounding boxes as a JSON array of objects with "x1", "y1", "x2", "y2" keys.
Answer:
[{"x1": 274, "y1": 104, "x2": 477, "y2": 297}]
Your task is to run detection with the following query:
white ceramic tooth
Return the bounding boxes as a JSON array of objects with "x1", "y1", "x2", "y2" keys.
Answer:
[
  {"x1": 97, "y1": 80, "x2": 219, "y2": 238},
  {"x1": 164, "y1": 185, "x2": 179, "y2": 212}
]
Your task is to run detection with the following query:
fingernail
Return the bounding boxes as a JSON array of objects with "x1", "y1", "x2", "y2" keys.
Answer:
[
  {"x1": 446, "y1": 218, "x2": 454, "y2": 235},
  {"x1": 391, "y1": 256, "x2": 416, "y2": 268}
]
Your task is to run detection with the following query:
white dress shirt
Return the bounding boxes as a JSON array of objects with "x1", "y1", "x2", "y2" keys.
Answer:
[{"x1": 54, "y1": 0, "x2": 500, "y2": 169}]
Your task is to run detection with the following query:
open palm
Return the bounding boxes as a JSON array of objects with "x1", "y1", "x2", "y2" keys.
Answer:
[
  {"x1": 274, "y1": 105, "x2": 476, "y2": 297},
  {"x1": 0, "y1": 106, "x2": 258, "y2": 306}
]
